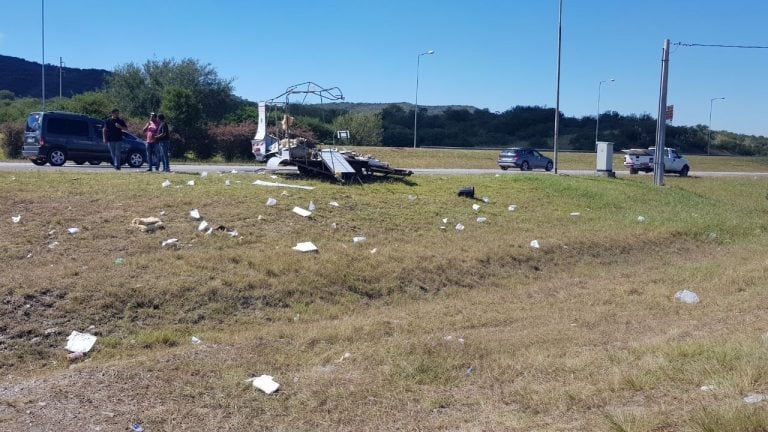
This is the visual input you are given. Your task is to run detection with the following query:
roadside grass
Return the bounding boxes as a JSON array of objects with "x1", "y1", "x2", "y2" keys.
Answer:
[{"x1": 2, "y1": 171, "x2": 768, "y2": 430}]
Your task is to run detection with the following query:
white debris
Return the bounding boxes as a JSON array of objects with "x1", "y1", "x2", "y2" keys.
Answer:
[
  {"x1": 67, "y1": 227, "x2": 80, "y2": 235},
  {"x1": 270, "y1": 175, "x2": 278, "y2": 179},
  {"x1": 48, "y1": 241, "x2": 59, "y2": 249},
  {"x1": 266, "y1": 197, "x2": 277, "y2": 207},
  {"x1": 159, "y1": 211, "x2": 166, "y2": 216},
  {"x1": 353, "y1": 236, "x2": 367, "y2": 244},
  {"x1": 231, "y1": 170, "x2": 238, "y2": 174},
  {"x1": 637, "y1": 216, "x2": 646, "y2": 222},
  {"x1": 281, "y1": 190, "x2": 289, "y2": 196},
  {"x1": 65, "y1": 331, "x2": 97, "y2": 353},
  {"x1": 248, "y1": 375, "x2": 280, "y2": 394},
  {"x1": 252, "y1": 179, "x2": 315, "y2": 190},
  {"x1": 482, "y1": 197, "x2": 490, "y2": 203},
  {"x1": 11, "y1": 215, "x2": 21, "y2": 223},
  {"x1": 227, "y1": 229, "x2": 239, "y2": 237},
  {"x1": 472, "y1": 204, "x2": 481, "y2": 212},
  {"x1": 225, "y1": 180, "x2": 231, "y2": 186},
  {"x1": 200, "y1": 171, "x2": 208, "y2": 177},
  {"x1": 338, "y1": 352, "x2": 351, "y2": 362},
  {"x1": 530, "y1": 240, "x2": 540, "y2": 249},
  {"x1": 674, "y1": 289, "x2": 700, "y2": 304},
  {"x1": 370, "y1": 248, "x2": 377, "y2": 254},
  {"x1": 187, "y1": 180, "x2": 195, "y2": 186},
  {"x1": 744, "y1": 393, "x2": 767, "y2": 404},
  {"x1": 161, "y1": 180, "x2": 171, "y2": 188},
  {"x1": 191, "y1": 336, "x2": 201, "y2": 345},
  {"x1": 198, "y1": 220, "x2": 209, "y2": 232},
  {"x1": 476, "y1": 217, "x2": 487, "y2": 223},
  {"x1": 570, "y1": 212, "x2": 581, "y2": 217},
  {"x1": 700, "y1": 385, "x2": 717, "y2": 391},
  {"x1": 292, "y1": 207, "x2": 312, "y2": 217},
  {"x1": 508, "y1": 204, "x2": 518, "y2": 212},
  {"x1": 189, "y1": 209, "x2": 201, "y2": 220},
  {"x1": 408, "y1": 195, "x2": 417, "y2": 201},
  {"x1": 455, "y1": 223, "x2": 465, "y2": 231},
  {"x1": 329, "y1": 201, "x2": 340, "y2": 207},
  {"x1": 308, "y1": 201, "x2": 316, "y2": 211},
  {"x1": 161, "y1": 238, "x2": 179, "y2": 247},
  {"x1": 442, "y1": 218, "x2": 448, "y2": 224},
  {"x1": 292, "y1": 241, "x2": 318, "y2": 252}
]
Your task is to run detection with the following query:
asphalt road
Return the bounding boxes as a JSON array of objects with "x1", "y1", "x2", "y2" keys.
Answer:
[{"x1": 2, "y1": 161, "x2": 768, "y2": 178}]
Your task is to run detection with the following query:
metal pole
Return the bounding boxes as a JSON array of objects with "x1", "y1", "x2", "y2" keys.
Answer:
[
  {"x1": 708, "y1": 97, "x2": 724, "y2": 155},
  {"x1": 413, "y1": 50, "x2": 434, "y2": 148},
  {"x1": 595, "y1": 79, "x2": 613, "y2": 151},
  {"x1": 59, "y1": 56, "x2": 63, "y2": 99},
  {"x1": 653, "y1": 39, "x2": 670, "y2": 187},
  {"x1": 553, "y1": 0, "x2": 562, "y2": 174},
  {"x1": 41, "y1": 0, "x2": 45, "y2": 110}
]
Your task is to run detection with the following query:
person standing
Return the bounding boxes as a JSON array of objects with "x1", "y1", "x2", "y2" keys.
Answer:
[
  {"x1": 142, "y1": 113, "x2": 160, "y2": 171},
  {"x1": 155, "y1": 114, "x2": 171, "y2": 172},
  {"x1": 103, "y1": 109, "x2": 127, "y2": 170}
]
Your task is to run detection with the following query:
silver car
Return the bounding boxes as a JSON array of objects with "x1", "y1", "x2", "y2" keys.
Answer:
[{"x1": 498, "y1": 147, "x2": 553, "y2": 171}]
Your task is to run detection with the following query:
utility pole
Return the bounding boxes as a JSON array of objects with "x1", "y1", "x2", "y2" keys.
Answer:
[
  {"x1": 59, "y1": 57, "x2": 63, "y2": 99},
  {"x1": 653, "y1": 39, "x2": 670, "y2": 187},
  {"x1": 553, "y1": 0, "x2": 562, "y2": 174},
  {"x1": 41, "y1": 0, "x2": 45, "y2": 110}
]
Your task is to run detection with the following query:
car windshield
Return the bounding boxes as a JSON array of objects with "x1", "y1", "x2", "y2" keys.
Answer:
[
  {"x1": 26, "y1": 113, "x2": 41, "y2": 133},
  {"x1": 501, "y1": 149, "x2": 518, "y2": 156}
]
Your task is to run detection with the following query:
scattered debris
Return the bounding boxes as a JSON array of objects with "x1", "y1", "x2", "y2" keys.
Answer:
[
  {"x1": 530, "y1": 240, "x2": 541, "y2": 249},
  {"x1": 248, "y1": 375, "x2": 280, "y2": 394},
  {"x1": 457, "y1": 186, "x2": 475, "y2": 198},
  {"x1": 353, "y1": 236, "x2": 367, "y2": 244},
  {"x1": 508, "y1": 204, "x2": 518, "y2": 212},
  {"x1": 442, "y1": 218, "x2": 448, "y2": 224},
  {"x1": 482, "y1": 196, "x2": 490, "y2": 203},
  {"x1": 131, "y1": 217, "x2": 164, "y2": 232},
  {"x1": 370, "y1": 248, "x2": 377, "y2": 254},
  {"x1": 674, "y1": 289, "x2": 700, "y2": 304},
  {"x1": 637, "y1": 216, "x2": 646, "y2": 222},
  {"x1": 308, "y1": 201, "x2": 316, "y2": 211},
  {"x1": 189, "y1": 209, "x2": 201, "y2": 220},
  {"x1": 191, "y1": 336, "x2": 201, "y2": 344},
  {"x1": 477, "y1": 217, "x2": 487, "y2": 223},
  {"x1": 66, "y1": 351, "x2": 84, "y2": 362},
  {"x1": 231, "y1": 170, "x2": 238, "y2": 174},
  {"x1": 65, "y1": 331, "x2": 97, "y2": 353},
  {"x1": 67, "y1": 227, "x2": 80, "y2": 235},
  {"x1": 198, "y1": 220, "x2": 209, "y2": 232},
  {"x1": 252, "y1": 179, "x2": 315, "y2": 190},
  {"x1": 338, "y1": 352, "x2": 351, "y2": 362},
  {"x1": 700, "y1": 385, "x2": 717, "y2": 391},
  {"x1": 570, "y1": 212, "x2": 581, "y2": 217},
  {"x1": 292, "y1": 241, "x2": 318, "y2": 252},
  {"x1": 744, "y1": 393, "x2": 767, "y2": 404},
  {"x1": 114, "y1": 257, "x2": 125, "y2": 265},
  {"x1": 266, "y1": 197, "x2": 277, "y2": 207},
  {"x1": 48, "y1": 241, "x2": 59, "y2": 249},
  {"x1": 200, "y1": 171, "x2": 208, "y2": 177},
  {"x1": 408, "y1": 195, "x2": 417, "y2": 201},
  {"x1": 329, "y1": 201, "x2": 340, "y2": 207},
  {"x1": 187, "y1": 180, "x2": 195, "y2": 186},
  {"x1": 130, "y1": 424, "x2": 145, "y2": 432},
  {"x1": 225, "y1": 179, "x2": 231, "y2": 186},
  {"x1": 159, "y1": 211, "x2": 166, "y2": 216},
  {"x1": 292, "y1": 207, "x2": 312, "y2": 217},
  {"x1": 161, "y1": 238, "x2": 179, "y2": 248},
  {"x1": 281, "y1": 190, "x2": 289, "y2": 196},
  {"x1": 472, "y1": 204, "x2": 481, "y2": 212},
  {"x1": 161, "y1": 180, "x2": 171, "y2": 188},
  {"x1": 11, "y1": 215, "x2": 21, "y2": 223},
  {"x1": 455, "y1": 223, "x2": 465, "y2": 231}
]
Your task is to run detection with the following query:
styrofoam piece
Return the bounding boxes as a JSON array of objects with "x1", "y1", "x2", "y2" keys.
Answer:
[
  {"x1": 508, "y1": 204, "x2": 518, "y2": 212},
  {"x1": 455, "y1": 223, "x2": 465, "y2": 231},
  {"x1": 407, "y1": 195, "x2": 417, "y2": 201},
  {"x1": 225, "y1": 180, "x2": 231, "y2": 186},
  {"x1": 472, "y1": 204, "x2": 481, "y2": 211},
  {"x1": 187, "y1": 180, "x2": 195, "y2": 186},
  {"x1": 292, "y1": 207, "x2": 312, "y2": 217},
  {"x1": 161, "y1": 238, "x2": 179, "y2": 247},
  {"x1": 744, "y1": 393, "x2": 767, "y2": 404},
  {"x1": 65, "y1": 331, "x2": 97, "y2": 353},
  {"x1": 674, "y1": 289, "x2": 699, "y2": 304},
  {"x1": 329, "y1": 201, "x2": 340, "y2": 207},
  {"x1": 292, "y1": 241, "x2": 318, "y2": 252},
  {"x1": 249, "y1": 375, "x2": 280, "y2": 394},
  {"x1": 530, "y1": 240, "x2": 540, "y2": 249},
  {"x1": 482, "y1": 197, "x2": 490, "y2": 203},
  {"x1": 189, "y1": 209, "x2": 201, "y2": 220},
  {"x1": 11, "y1": 215, "x2": 21, "y2": 223},
  {"x1": 161, "y1": 180, "x2": 171, "y2": 188},
  {"x1": 191, "y1": 336, "x2": 201, "y2": 344},
  {"x1": 570, "y1": 212, "x2": 581, "y2": 216},
  {"x1": 442, "y1": 218, "x2": 448, "y2": 224},
  {"x1": 67, "y1": 227, "x2": 80, "y2": 235},
  {"x1": 308, "y1": 201, "x2": 316, "y2": 211},
  {"x1": 200, "y1": 171, "x2": 208, "y2": 177},
  {"x1": 266, "y1": 197, "x2": 277, "y2": 207},
  {"x1": 352, "y1": 236, "x2": 367, "y2": 243},
  {"x1": 476, "y1": 217, "x2": 487, "y2": 223},
  {"x1": 198, "y1": 220, "x2": 209, "y2": 232},
  {"x1": 637, "y1": 216, "x2": 646, "y2": 222}
]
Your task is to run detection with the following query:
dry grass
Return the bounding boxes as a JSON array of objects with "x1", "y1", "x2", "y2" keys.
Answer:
[{"x1": 2, "y1": 170, "x2": 768, "y2": 431}]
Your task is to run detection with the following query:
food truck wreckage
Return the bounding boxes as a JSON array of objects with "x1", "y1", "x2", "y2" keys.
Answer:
[{"x1": 251, "y1": 82, "x2": 412, "y2": 184}]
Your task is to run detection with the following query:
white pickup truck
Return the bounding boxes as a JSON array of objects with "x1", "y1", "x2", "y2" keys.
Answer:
[{"x1": 622, "y1": 147, "x2": 691, "y2": 176}]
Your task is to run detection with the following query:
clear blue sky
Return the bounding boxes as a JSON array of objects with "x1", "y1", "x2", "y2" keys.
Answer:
[{"x1": 2, "y1": 0, "x2": 768, "y2": 136}]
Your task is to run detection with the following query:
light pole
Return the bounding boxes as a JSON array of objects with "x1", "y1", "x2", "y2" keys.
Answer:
[
  {"x1": 708, "y1": 97, "x2": 725, "y2": 156},
  {"x1": 413, "y1": 49, "x2": 435, "y2": 148},
  {"x1": 595, "y1": 78, "x2": 614, "y2": 151},
  {"x1": 41, "y1": 0, "x2": 45, "y2": 110}
]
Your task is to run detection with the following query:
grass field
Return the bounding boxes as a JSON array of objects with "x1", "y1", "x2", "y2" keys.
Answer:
[{"x1": 2, "y1": 166, "x2": 768, "y2": 431}]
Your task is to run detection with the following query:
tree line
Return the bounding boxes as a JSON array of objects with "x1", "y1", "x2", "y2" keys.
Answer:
[{"x1": 2, "y1": 57, "x2": 767, "y2": 161}]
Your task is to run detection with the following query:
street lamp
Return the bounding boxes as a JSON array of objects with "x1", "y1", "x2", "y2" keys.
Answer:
[
  {"x1": 413, "y1": 49, "x2": 435, "y2": 148},
  {"x1": 708, "y1": 97, "x2": 725, "y2": 156},
  {"x1": 595, "y1": 78, "x2": 614, "y2": 151}
]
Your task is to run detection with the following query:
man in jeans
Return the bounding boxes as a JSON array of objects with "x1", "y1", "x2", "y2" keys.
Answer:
[
  {"x1": 155, "y1": 114, "x2": 171, "y2": 172},
  {"x1": 103, "y1": 109, "x2": 126, "y2": 170}
]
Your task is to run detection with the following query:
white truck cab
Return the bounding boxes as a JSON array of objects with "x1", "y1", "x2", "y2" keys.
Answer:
[{"x1": 622, "y1": 147, "x2": 690, "y2": 176}]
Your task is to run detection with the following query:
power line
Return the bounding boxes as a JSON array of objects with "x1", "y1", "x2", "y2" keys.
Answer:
[{"x1": 674, "y1": 42, "x2": 768, "y2": 49}]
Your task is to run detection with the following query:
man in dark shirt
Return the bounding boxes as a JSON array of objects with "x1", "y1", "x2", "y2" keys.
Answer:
[{"x1": 103, "y1": 109, "x2": 126, "y2": 170}]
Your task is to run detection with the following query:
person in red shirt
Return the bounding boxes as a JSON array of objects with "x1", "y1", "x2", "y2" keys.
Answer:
[{"x1": 142, "y1": 112, "x2": 160, "y2": 171}]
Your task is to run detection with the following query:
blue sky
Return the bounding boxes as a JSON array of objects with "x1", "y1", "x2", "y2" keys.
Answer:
[{"x1": 2, "y1": 0, "x2": 768, "y2": 136}]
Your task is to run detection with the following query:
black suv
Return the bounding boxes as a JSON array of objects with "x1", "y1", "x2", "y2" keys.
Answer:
[{"x1": 22, "y1": 111, "x2": 147, "y2": 167}]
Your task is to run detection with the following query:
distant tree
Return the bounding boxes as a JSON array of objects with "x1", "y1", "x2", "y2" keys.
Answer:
[
  {"x1": 0, "y1": 90, "x2": 15, "y2": 101},
  {"x1": 332, "y1": 112, "x2": 383, "y2": 146},
  {"x1": 160, "y1": 86, "x2": 206, "y2": 158},
  {"x1": 60, "y1": 91, "x2": 115, "y2": 118}
]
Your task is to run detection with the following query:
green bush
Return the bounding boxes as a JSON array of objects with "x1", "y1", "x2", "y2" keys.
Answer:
[{"x1": 0, "y1": 122, "x2": 24, "y2": 159}]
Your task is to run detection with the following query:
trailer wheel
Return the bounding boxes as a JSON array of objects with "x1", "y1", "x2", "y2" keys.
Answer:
[{"x1": 629, "y1": 168, "x2": 638, "y2": 175}]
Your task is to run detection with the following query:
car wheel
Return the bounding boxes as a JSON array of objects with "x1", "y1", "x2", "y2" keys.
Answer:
[
  {"x1": 74, "y1": 160, "x2": 86, "y2": 165},
  {"x1": 629, "y1": 168, "x2": 638, "y2": 175},
  {"x1": 127, "y1": 151, "x2": 145, "y2": 168},
  {"x1": 31, "y1": 158, "x2": 47, "y2": 166},
  {"x1": 88, "y1": 160, "x2": 102, "y2": 165},
  {"x1": 679, "y1": 165, "x2": 689, "y2": 177},
  {"x1": 500, "y1": 166, "x2": 508, "y2": 171},
  {"x1": 47, "y1": 149, "x2": 67, "y2": 166},
  {"x1": 545, "y1": 161, "x2": 553, "y2": 172},
  {"x1": 520, "y1": 161, "x2": 530, "y2": 171}
]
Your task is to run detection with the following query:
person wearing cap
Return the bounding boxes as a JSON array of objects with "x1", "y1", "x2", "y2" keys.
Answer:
[
  {"x1": 155, "y1": 114, "x2": 172, "y2": 172},
  {"x1": 103, "y1": 109, "x2": 127, "y2": 170},
  {"x1": 142, "y1": 112, "x2": 160, "y2": 171}
]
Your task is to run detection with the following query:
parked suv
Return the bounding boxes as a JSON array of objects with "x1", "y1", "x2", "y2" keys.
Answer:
[
  {"x1": 22, "y1": 111, "x2": 147, "y2": 167},
  {"x1": 498, "y1": 147, "x2": 553, "y2": 171}
]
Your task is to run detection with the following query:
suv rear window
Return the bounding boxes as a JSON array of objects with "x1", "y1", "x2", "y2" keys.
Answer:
[
  {"x1": 47, "y1": 118, "x2": 90, "y2": 138},
  {"x1": 26, "y1": 113, "x2": 41, "y2": 133}
]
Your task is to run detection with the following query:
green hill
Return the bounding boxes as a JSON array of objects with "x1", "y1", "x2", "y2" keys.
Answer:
[{"x1": 0, "y1": 55, "x2": 109, "y2": 98}]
